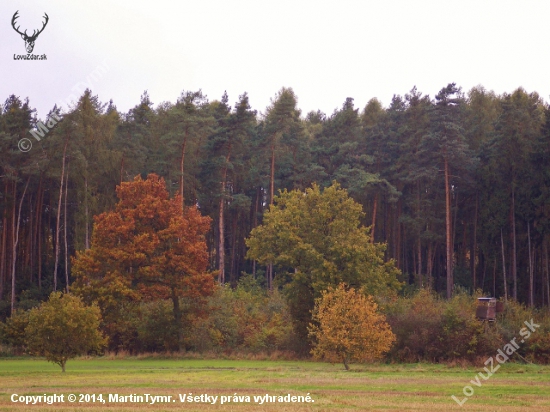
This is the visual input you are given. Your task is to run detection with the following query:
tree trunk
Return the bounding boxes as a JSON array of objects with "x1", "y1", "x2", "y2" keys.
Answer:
[
  {"x1": 511, "y1": 186, "x2": 517, "y2": 300},
  {"x1": 402, "y1": 227, "x2": 407, "y2": 278},
  {"x1": 417, "y1": 239, "x2": 422, "y2": 287},
  {"x1": 444, "y1": 157, "x2": 453, "y2": 299},
  {"x1": 480, "y1": 255, "x2": 487, "y2": 292},
  {"x1": 230, "y1": 212, "x2": 238, "y2": 285},
  {"x1": 11, "y1": 176, "x2": 30, "y2": 315},
  {"x1": 252, "y1": 187, "x2": 260, "y2": 279},
  {"x1": 84, "y1": 176, "x2": 89, "y2": 250},
  {"x1": 270, "y1": 144, "x2": 275, "y2": 206},
  {"x1": 10, "y1": 182, "x2": 16, "y2": 313},
  {"x1": 452, "y1": 189, "x2": 459, "y2": 266},
  {"x1": 26, "y1": 194, "x2": 33, "y2": 277},
  {"x1": 0, "y1": 180, "x2": 7, "y2": 300},
  {"x1": 371, "y1": 192, "x2": 378, "y2": 243},
  {"x1": 528, "y1": 221, "x2": 533, "y2": 307},
  {"x1": 343, "y1": 354, "x2": 350, "y2": 371},
  {"x1": 427, "y1": 242, "x2": 434, "y2": 288},
  {"x1": 471, "y1": 195, "x2": 478, "y2": 290},
  {"x1": 501, "y1": 228, "x2": 508, "y2": 302},
  {"x1": 64, "y1": 163, "x2": 70, "y2": 293},
  {"x1": 180, "y1": 130, "x2": 188, "y2": 210},
  {"x1": 54, "y1": 137, "x2": 69, "y2": 291},
  {"x1": 268, "y1": 144, "x2": 276, "y2": 290},
  {"x1": 544, "y1": 239, "x2": 550, "y2": 307},
  {"x1": 396, "y1": 199, "x2": 402, "y2": 271},
  {"x1": 218, "y1": 147, "x2": 231, "y2": 284},
  {"x1": 218, "y1": 190, "x2": 225, "y2": 284},
  {"x1": 37, "y1": 185, "x2": 43, "y2": 290},
  {"x1": 493, "y1": 256, "x2": 497, "y2": 297},
  {"x1": 171, "y1": 289, "x2": 183, "y2": 351}
]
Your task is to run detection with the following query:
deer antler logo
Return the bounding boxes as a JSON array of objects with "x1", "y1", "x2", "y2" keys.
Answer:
[{"x1": 11, "y1": 11, "x2": 49, "y2": 53}]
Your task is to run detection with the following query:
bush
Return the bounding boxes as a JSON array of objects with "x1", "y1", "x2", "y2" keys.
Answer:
[
  {"x1": 137, "y1": 300, "x2": 178, "y2": 352},
  {"x1": 0, "y1": 310, "x2": 30, "y2": 354},
  {"x1": 384, "y1": 289, "x2": 501, "y2": 362},
  {"x1": 187, "y1": 276, "x2": 297, "y2": 354},
  {"x1": 494, "y1": 300, "x2": 550, "y2": 364},
  {"x1": 99, "y1": 300, "x2": 181, "y2": 354},
  {"x1": 101, "y1": 302, "x2": 140, "y2": 353}
]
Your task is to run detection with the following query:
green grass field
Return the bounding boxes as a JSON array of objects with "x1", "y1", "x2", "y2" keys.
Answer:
[{"x1": 1, "y1": 358, "x2": 549, "y2": 411}]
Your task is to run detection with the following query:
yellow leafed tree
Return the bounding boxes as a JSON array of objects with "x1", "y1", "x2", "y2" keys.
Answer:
[{"x1": 308, "y1": 283, "x2": 395, "y2": 370}]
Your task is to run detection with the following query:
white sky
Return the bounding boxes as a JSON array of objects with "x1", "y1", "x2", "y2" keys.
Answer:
[{"x1": 1, "y1": 0, "x2": 549, "y2": 120}]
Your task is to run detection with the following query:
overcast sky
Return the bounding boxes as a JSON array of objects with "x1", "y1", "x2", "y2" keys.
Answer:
[{"x1": 1, "y1": 0, "x2": 550, "y2": 120}]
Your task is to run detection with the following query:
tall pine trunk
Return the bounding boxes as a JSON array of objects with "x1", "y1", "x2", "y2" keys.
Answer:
[
  {"x1": 26, "y1": 194, "x2": 32, "y2": 276},
  {"x1": 37, "y1": 184, "x2": 43, "y2": 289},
  {"x1": 11, "y1": 176, "x2": 30, "y2": 315},
  {"x1": 84, "y1": 176, "x2": 89, "y2": 250},
  {"x1": 54, "y1": 137, "x2": 69, "y2": 291},
  {"x1": 501, "y1": 228, "x2": 508, "y2": 302},
  {"x1": 218, "y1": 188, "x2": 225, "y2": 284},
  {"x1": 417, "y1": 240, "x2": 422, "y2": 287},
  {"x1": 470, "y1": 195, "x2": 478, "y2": 290},
  {"x1": 528, "y1": 221, "x2": 533, "y2": 307},
  {"x1": 511, "y1": 186, "x2": 517, "y2": 300},
  {"x1": 267, "y1": 144, "x2": 276, "y2": 290},
  {"x1": 218, "y1": 148, "x2": 231, "y2": 284},
  {"x1": 252, "y1": 186, "x2": 260, "y2": 278},
  {"x1": 444, "y1": 157, "x2": 453, "y2": 299},
  {"x1": 230, "y1": 212, "x2": 238, "y2": 285},
  {"x1": 371, "y1": 192, "x2": 378, "y2": 243},
  {"x1": 427, "y1": 242, "x2": 434, "y2": 288},
  {"x1": 64, "y1": 163, "x2": 70, "y2": 293},
  {"x1": 544, "y1": 239, "x2": 550, "y2": 307},
  {"x1": 179, "y1": 129, "x2": 188, "y2": 210},
  {"x1": 396, "y1": 199, "x2": 402, "y2": 271},
  {"x1": 0, "y1": 180, "x2": 7, "y2": 300}
]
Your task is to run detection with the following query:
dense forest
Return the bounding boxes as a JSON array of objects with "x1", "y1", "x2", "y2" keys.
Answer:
[{"x1": 1, "y1": 83, "x2": 550, "y2": 319}]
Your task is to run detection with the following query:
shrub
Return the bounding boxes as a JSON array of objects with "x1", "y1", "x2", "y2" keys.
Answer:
[
  {"x1": 384, "y1": 289, "x2": 502, "y2": 362},
  {"x1": 0, "y1": 310, "x2": 30, "y2": 354},
  {"x1": 137, "y1": 300, "x2": 178, "y2": 352},
  {"x1": 187, "y1": 277, "x2": 296, "y2": 354},
  {"x1": 495, "y1": 300, "x2": 550, "y2": 364}
]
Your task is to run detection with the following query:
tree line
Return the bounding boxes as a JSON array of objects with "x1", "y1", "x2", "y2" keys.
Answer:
[{"x1": 1, "y1": 83, "x2": 550, "y2": 318}]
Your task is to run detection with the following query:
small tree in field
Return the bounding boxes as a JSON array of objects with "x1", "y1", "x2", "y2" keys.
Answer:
[
  {"x1": 308, "y1": 283, "x2": 395, "y2": 370},
  {"x1": 26, "y1": 292, "x2": 106, "y2": 372}
]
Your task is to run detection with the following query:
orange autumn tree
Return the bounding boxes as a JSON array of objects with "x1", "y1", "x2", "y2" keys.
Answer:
[
  {"x1": 72, "y1": 174, "x2": 214, "y2": 350},
  {"x1": 308, "y1": 283, "x2": 395, "y2": 370}
]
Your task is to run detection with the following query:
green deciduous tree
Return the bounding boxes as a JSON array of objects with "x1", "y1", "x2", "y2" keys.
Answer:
[
  {"x1": 246, "y1": 182, "x2": 401, "y2": 347},
  {"x1": 25, "y1": 292, "x2": 105, "y2": 372}
]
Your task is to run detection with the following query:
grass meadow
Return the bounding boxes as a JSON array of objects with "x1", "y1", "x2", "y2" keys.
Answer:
[{"x1": 1, "y1": 357, "x2": 549, "y2": 411}]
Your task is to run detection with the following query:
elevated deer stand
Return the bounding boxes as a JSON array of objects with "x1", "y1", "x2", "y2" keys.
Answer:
[{"x1": 476, "y1": 297, "x2": 503, "y2": 332}]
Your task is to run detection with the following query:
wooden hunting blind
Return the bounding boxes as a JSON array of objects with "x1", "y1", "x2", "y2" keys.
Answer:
[{"x1": 476, "y1": 297, "x2": 497, "y2": 321}]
